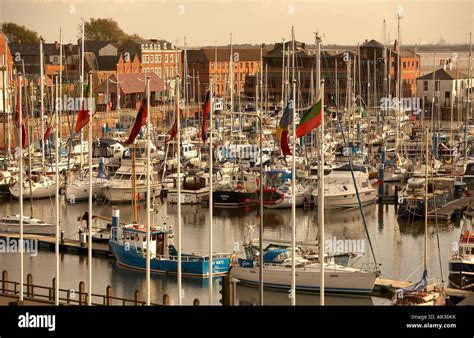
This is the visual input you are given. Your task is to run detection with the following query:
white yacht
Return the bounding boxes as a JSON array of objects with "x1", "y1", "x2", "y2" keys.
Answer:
[
  {"x1": 9, "y1": 175, "x2": 57, "y2": 199},
  {"x1": 0, "y1": 215, "x2": 56, "y2": 236},
  {"x1": 102, "y1": 159, "x2": 161, "y2": 203},
  {"x1": 311, "y1": 164, "x2": 377, "y2": 209}
]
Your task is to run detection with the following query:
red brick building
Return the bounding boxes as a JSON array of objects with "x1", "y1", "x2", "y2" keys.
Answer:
[{"x1": 187, "y1": 47, "x2": 264, "y2": 101}]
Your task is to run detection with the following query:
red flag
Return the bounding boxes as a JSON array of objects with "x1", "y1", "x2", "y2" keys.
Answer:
[
  {"x1": 165, "y1": 104, "x2": 182, "y2": 143},
  {"x1": 15, "y1": 88, "x2": 28, "y2": 148},
  {"x1": 74, "y1": 107, "x2": 90, "y2": 133},
  {"x1": 281, "y1": 129, "x2": 291, "y2": 156},
  {"x1": 43, "y1": 126, "x2": 52, "y2": 142},
  {"x1": 201, "y1": 91, "x2": 210, "y2": 143},
  {"x1": 125, "y1": 98, "x2": 147, "y2": 146}
]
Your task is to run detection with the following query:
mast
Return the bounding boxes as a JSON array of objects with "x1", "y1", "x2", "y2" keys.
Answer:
[
  {"x1": 424, "y1": 127, "x2": 428, "y2": 274},
  {"x1": 395, "y1": 9, "x2": 402, "y2": 156},
  {"x1": 383, "y1": 19, "x2": 387, "y2": 100},
  {"x1": 55, "y1": 74, "x2": 61, "y2": 304},
  {"x1": 315, "y1": 33, "x2": 325, "y2": 306},
  {"x1": 208, "y1": 78, "x2": 214, "y2": 304},
  {"x1": 146, "y1": 75, "x2": 151, "y2": 305},
  {"x1": 132, "y1": 143, "x2": 138, "y2": 224},
  {"x1": 466, "y1": 33, "x2": 472, "y2": 161},
  {"x1": 176, "y1": 55, "x2": 183, "y2": 306},
  {"x1": 290, "y1": 26, "x2": 296, "y2": 306},
  {"x1": 53, "y1": 75, "x2": 59, "y2": 305},
  {"x1": 59, "y1": 29, "x2": 62, "y2": 142},
  {"x1": 18, "y1": 75, "x2": 24, "y2": 303},
  {"x1": 230, "y1": 34, "x2": 234, "y2": 127},
  {"x1": 40, "y1": 38, "x2": 45, "y2": 171},
  {"x1": 87, "y1": 72, "x2": 93, "y2": 306},
  {"x1": 80, "y1": 19, "x2": 85, "y2": 173},
  {"x1": 281, "y1": 38, "x2": 285, "y2": 108}
]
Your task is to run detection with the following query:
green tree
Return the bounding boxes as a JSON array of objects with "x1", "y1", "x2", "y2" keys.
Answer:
[
  {"x1": 84, "y1": 18, "x2": 127, "y2": 42},
  {"x1": 1, "y1": 22, "x2": 40, "y2": 43}
]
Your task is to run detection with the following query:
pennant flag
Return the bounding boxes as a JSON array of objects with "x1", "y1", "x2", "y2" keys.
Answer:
[
  {"x1": 296, "y1": 96, "x2": 323, "y2": 138},
  {"x1": 166, "y1": 104, "x2": 184, "y2": 143},
  {"x1": 276, "y1": 100, "x2": 293, "y2": 155},
  {"x1": 201, "y1": 91, "x2": 211, "y2": 143},
  {"x1": 43, "y1": 114, "x2": 55, "y2": 142},
  {"x1": 15, "y1": 88, "x2": 28, "y2": 148},
  {"x1": 43, "y1": 126, "x2": 52, "y2": 142},
  {"x1": 124, "y1": 97, "x2": 147, "y2": 146},
  {"x1": 74, "y1": 82, "x2": 91, "y2": 133}
]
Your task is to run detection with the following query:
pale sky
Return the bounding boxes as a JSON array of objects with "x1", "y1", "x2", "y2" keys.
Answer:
[{"x1": 1, "y1": 0, "x2": 472, "y2": 47}]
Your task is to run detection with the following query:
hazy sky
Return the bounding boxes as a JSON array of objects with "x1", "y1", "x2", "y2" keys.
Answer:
[{"x1": 1, "y1": 0, "x2": 472, "y2": 47}]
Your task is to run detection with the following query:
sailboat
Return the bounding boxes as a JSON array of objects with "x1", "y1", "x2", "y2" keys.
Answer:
[{"x1": 393, "y1": 128, "x2": 446, "y2": 306}]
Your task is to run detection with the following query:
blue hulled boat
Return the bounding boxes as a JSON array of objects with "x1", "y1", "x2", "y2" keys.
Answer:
[{"x1": 109, "y1": 223, "x2": 230, "y2": 277}]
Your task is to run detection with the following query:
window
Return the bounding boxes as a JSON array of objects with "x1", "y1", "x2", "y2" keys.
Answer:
[
  {"x1": 423, "y1": 80, "x2": 428, "y2": 91},
  {"x1": 155, "y1": 55, "x2": 159, "y2": 63},
  {"x1": 445, "y1": 91, "x2": 450, "y2": 99},
  {"x1": 170, "y1": 68, "x2": 174, "y2": 77},
  {"x1": 403, "y1": 61, "x2": 406, "y2": 68},
  {"x1": 165, "y1": 54, "x2": 168, "y2": 63},
  {"x1": 158, "y1": 67, "x2": 162, "y2": 78},
  {"x1": 155, "y1": 67, "x2": 158, "y2": 74},
  {"x1": 435, "y1": 80, "x2": 440, "y2": 91},
  {"x1": 170, "y1": 54, "x2": 174, "y2": 63},
  {"x1": 158, "y1": 54, "x2": 162, "y2": 63},
  {"x1": 165, "y1": 67, "x2": 168, "y2": 78}
]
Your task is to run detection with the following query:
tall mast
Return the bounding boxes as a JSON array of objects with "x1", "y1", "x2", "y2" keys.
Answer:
[
  {"x1": 424, "y1": 127, "x2": 428, "y2": 273},
  {"x1": 176, "y1": 56, "x2": 183, "y2": 306},
  {"x1": 281, "y1": 38, "x2": 285, "y2": 108},
  {"x1": 146, "y1": 75, "x2": 151, "y2": 305},
  {"x1": 59, "y1": 29, "x2": 62, "y2": 142},
  {"x1": 87, "y1": 72, "x2": 93, "y2": 306},
  {"x1": 395, "y1": 9, "x2": 402, "y2": 156},
  {"x1": 383, "y1": 19, "x2": 387, "y2": 99},
  {"x1": 54, "y1": 76, "x2": 59, "y2": 305},
  {"x1": 208, "y1": 78, "x2": 214, "y2": 304},
  {"x1": 132, "y1": 144, "x2": 138, "y2": 224},
  {"x1": 18, "y1": 75, "x2": 24, "y2": 303},
  {"x1": 466, "y1": 33, "x2": 472, "y2": 161},
  {"x1": 315, "y1": 32, "x2": 325, "y2": 306},
  {"x1": 80, "y1": 19, "x2": 85, "y2": 173},
  {"x1": 290, "y1": 26, "x2": 296, "y2": 306},
  {"x1": 40, "y1": 38, "x2": 45, "y2": 171},
  {"x1": 230, "y1": 34, "x2": 234, "y2": 119}
]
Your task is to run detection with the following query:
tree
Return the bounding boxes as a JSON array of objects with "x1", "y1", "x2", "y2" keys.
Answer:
[
  {"x1": 1, "y1": 22, "x2": 40, "y2": 43},
  {"x1": 84, "y1": 18, "x2": 127, "y2": 42}
]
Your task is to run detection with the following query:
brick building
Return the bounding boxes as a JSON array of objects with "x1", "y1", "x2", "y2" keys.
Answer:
[{"x1": 187, "y1": 47, "x2": 264, "y2": 102}]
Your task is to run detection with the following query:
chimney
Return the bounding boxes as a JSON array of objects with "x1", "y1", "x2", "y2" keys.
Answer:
[{"x1": 449, "y1": 60, "x2": 453, "y2": 71}]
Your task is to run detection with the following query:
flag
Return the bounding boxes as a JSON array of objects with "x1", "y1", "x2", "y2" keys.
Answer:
[
  {"x1": 124, "y1": 97, "x2": 147, "y2": 146},
  {"x1": 201, "y1": 91, "x2": 210, "y2": 143},
  {"x1": 165, "y1": 104, "x2": 182, "y2": 143},
  {"x1": 296, "y1": 95, "x2": 323, "y2": 138},
  {"x1": 43, "y1": 114, "x2": 55, "y2": 142},
  {"x1": 15, "y1": 87, "x2": 28, "y2": 148},
  {"x1": 276, "y1": 100, "x2": 293, "y2": 156},
  {"x1": 74, "y1": 82, "x2": 91, "y2": 133}
]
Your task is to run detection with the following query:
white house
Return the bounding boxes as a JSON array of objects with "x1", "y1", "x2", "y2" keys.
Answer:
[{"x1": 416, "y1": 65, "x2": 472, "y2": 111}]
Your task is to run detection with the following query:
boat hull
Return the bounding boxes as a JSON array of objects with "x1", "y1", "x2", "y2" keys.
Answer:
[
  {"x1": 109, "y1": 241, "x2": 230, "y2": 277},
  {"x1": 230, "y1": 265, "x2": 376, "y2": 294},
  {"x1": 9, "y1": 182, "x2": 56, "y2": 199},
  {"x1": 167, "y1": 189, "x2": 209, "y2": 205},
  {"x1": 213, "y1": 191, "x2": 254, "y2": 206}
]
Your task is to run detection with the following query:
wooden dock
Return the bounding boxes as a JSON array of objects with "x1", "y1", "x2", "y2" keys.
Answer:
[
  {"x1": 0, "y1": 232, "x2": 113, "y2": 258},
  {"x1": 427, "y1": 196, "x2": 471, "y2": 221}
]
